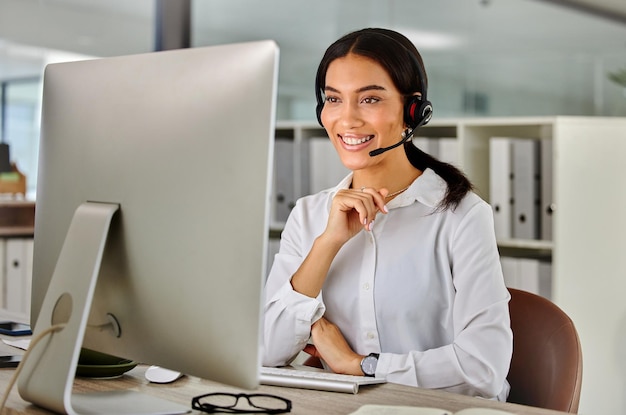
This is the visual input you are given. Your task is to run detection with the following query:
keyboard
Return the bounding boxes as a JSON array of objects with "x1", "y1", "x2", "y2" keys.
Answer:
[{"x1": 260, "y1": 365, "x2": 386, "y2": 394}]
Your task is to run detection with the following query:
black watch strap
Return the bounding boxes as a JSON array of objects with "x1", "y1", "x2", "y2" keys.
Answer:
[{"x1": 360, "y1": 353, "x2": 379, "y2": 377}]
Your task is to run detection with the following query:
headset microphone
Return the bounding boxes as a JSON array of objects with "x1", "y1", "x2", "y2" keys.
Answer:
[{"x1": 368, "y1": 128, "x2": 415, "y2": 157}]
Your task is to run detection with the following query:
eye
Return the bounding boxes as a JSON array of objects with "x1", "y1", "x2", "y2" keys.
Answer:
[
  {"x1": 325, "y1": 96, "x2": 340, "y2": 104},
  {"x1": 362, "y1": 96, "x2": 380, "y2": 104}
]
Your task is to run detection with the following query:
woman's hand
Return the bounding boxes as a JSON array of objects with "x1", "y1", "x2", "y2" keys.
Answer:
[
  {"x1": 290, "y1": 186, "x2": 388, "y2": 299},
  {"x1": 323, "y1": 187, "x2": 389, "y2": 245},
  {"x1": 304, "y1": 317, "x2": 364, "y2": 376}
]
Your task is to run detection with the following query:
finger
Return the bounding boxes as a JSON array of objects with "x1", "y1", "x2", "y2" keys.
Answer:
[
  {"x1": 353, "y1": 196, "x2": 378, "y2": 230},
  {"x1": 354, "y1": 189, "x2": 386, "y2": 229},
  {"x1": 361, "y1": 187, "x2": 389, "y2": 214},
  {"x1": 334, "y1": 190, "x2": 378, "y2": 229}
]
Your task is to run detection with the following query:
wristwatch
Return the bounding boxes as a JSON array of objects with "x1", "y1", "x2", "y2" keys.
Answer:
[{"x1": 360, "y1": 353, "x2": 379, "y2": 377}]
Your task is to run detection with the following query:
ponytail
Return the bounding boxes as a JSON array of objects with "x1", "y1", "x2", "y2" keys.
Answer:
[{"x1": 404, "y1": 142, "x2": 473, "y2": 210}]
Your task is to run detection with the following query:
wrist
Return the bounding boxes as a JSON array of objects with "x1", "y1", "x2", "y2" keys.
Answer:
[
  {"x1": 315, "y1": 232, "x2": 345, "y2": 253},
  {"x1": 359, "y1": 353, "x2": 379, "y2": 377}
]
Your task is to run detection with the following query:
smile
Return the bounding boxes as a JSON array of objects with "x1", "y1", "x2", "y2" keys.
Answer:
[{"x1": 340, "y1": 134, "x2": 374, "y2": 146}]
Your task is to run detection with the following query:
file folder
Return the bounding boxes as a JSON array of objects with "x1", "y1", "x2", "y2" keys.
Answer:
[
  {"x1": 309, "y1": 137, "x2": 349, "y2": 194},
  {"x1": 500, "y1": 256, "x2": 519, "y2": 289},
  {"x1": 517, "y1": 257, "x2": 552, "y2": 299},
  {"x1": 541, "y1": 138, "x2": 554, "y2": 241},
  {"x1": 412, "y1": 137, "x2": 439, "y2": 158},
  {"x1": 489, "y1": 137, "x2": 514, "y2": 240},
  {"x1": 512, "y1": 139, "x2": 541, "y2": 240},
  {"x1": 4, "y1": 238, "x2": 33, "y2": 314},
  {"x1": 500, "y1": 256, "x2": 552, "y2": 299},
  {"x1": 437, "y1": 137, "x2": 459, "y2": 166},
  {"x1": 273, "y1": 138, "x2": 296, "y2": 224}
]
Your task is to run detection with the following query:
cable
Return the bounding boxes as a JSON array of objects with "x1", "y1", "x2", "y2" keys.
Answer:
[{"x1": 0, "y1": 323, "x2": 67, "y2": 412}]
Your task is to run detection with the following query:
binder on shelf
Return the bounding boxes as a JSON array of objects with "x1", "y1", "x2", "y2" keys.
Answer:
[
  {"x1": 437, "y1": 137, "x2": 459, "y2": 166},
  {"x1": 500, "y1": 256, "x2": 552, "y2": 299},
  {"x1": 532, "y1": 258, "x2": 552, "y2": 299},
  {"x1": 489, "y1": 137, "x2": 514, "y2": 240},
  {"x1": 512, "y1": 138, "x2": 541, "y2": 240},
  {"x1": 500, "y1": 256, "x2": 519, "y2": 289},
  {"x1": 273, "y1": 138, "x2": 296, "y2": 224},
  {"x1": 309, "y1": 137, "x2": 349, "y2": 194},
  {"x1": 5, "y1": 238, "x2": 33, "y2": 315},
  {"x1": 412, "y1": 137, "x2": 439, "y2": 158},
  {"x1": 541, "y1": 138, "x2": 554, "y2": 241}
]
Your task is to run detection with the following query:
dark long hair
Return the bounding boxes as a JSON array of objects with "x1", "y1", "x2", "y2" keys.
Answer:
[{"x1": 315, "y1": 28, "x2": 472, "y2": 210}]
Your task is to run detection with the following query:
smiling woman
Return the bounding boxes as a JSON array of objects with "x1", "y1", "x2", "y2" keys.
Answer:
[{"x1": 262, "y1": 27, "x2": 513, "y2": 402}]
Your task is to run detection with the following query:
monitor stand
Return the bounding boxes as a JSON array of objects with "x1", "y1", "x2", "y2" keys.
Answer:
[{"x1": 17, "y1": 202, "x2": 190, "y2": 415}]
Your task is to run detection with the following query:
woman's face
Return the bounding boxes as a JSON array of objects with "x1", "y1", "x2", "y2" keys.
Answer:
[{"x1": 320, "y1": 53, "x2": 406, "y2": 171}]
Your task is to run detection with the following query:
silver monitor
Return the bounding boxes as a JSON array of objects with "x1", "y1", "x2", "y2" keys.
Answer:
[{"x1": 19, "y1": 40, "x2": 278, "y2": 414}]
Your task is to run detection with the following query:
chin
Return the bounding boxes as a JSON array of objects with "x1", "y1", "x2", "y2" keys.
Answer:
[{"x1": 339, "y1": 153, "x2": 371, "y2": 171}]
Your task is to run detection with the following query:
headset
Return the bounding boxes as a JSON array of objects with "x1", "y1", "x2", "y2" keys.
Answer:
[{"x1": 315, "y1": 31, "x2": 433, "y2": 132}]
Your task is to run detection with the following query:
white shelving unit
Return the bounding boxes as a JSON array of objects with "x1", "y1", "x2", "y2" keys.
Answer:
[{"x1": 269, "y1": 116, "x2": 626, "y2": 415}]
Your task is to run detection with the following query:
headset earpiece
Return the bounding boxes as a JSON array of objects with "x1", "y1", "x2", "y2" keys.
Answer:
[{"x1": 404, "y1": 95, "x2": 433, "y2": 129}]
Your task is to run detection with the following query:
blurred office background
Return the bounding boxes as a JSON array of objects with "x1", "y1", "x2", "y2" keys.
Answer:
[{"x1": 1, "y1": 0, "x2": 626, "y2": 195}]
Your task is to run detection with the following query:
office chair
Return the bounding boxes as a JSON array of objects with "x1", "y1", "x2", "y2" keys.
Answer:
[
  {"x1": 506, "y1": 288, "x2": 583, "y2": 413},
  {"x1": 303, "y1": 288, "x2": 583, "y2": 413}
]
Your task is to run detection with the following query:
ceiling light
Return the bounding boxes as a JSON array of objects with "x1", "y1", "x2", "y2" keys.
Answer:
[{"x1": 399, "y1": 28, "x2": 464, "y2": 51}]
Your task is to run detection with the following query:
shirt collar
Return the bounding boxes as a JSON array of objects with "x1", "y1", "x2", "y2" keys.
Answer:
[
  {"x1": 329, "y1": 168, "x2": 447, "y2": 209},
  {"x1": 395, "y1": 168, "x2": 447, "y2": 208}
]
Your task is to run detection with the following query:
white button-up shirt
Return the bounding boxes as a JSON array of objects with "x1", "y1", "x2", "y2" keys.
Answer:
[{"x1": 263, "y1": 169, "x2": 512, "y2": 400}]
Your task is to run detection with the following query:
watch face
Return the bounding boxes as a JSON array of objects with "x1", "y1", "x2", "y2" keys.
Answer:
[{"x1": 361, "y1": 355, "x2": 378, "y2": 376}]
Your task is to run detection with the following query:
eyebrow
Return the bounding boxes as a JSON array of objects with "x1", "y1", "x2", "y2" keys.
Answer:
[{"x1": 324, "y1": 84, "x2": 387, "y2": 94}]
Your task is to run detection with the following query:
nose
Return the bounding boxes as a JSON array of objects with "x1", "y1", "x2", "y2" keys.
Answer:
[{"x1": 338, "y1": 100, "x2": 363, "y2": 128}]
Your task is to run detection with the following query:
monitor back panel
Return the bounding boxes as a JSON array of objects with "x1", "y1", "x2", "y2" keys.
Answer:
[{"x1": 33, "y1": 41, "x2": 278, "y2": 388}]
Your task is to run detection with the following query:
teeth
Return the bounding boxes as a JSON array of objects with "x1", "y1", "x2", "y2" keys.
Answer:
[{"x1": 341, "y1": 135, "x2": 373, "y2": 145}]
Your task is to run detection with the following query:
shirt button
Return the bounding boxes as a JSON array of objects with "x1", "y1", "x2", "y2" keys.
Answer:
[
  {"x1": 363, "y1": 283, "x2": 370, "y2": 290},
  {"x1": 367, "y1": 332, "x2": 376, "y2": 339}
]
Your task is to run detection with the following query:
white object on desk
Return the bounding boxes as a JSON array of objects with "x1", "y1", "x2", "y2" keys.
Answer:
[
  {"x1": 144, "y1": 366, "x2": 183, "y2": 384},
  {"x1": 2, "y1": 338, "x2": 30, "y2": 350},
  {"x1": 260, "y1": 366, "x2": 386, "y2": 394}
]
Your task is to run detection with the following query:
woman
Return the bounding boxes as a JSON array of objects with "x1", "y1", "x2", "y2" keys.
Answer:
[{"x1": 263, "y1": 28, "x2": 512, "y2": 401}]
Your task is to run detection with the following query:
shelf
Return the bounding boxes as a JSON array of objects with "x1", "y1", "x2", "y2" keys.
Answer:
[
  {"x1": 497, "y1": 239, "x2": 553, "y2": 260},
  {"x1": 0, "y1": 201, "x2": 35, "y2": 235},
  {"x1": 0, "y1": 226, "x2": 35, "y2": 238},
  {"x1": 268, "y1": 117, "x2": 626, "y2": 415}
]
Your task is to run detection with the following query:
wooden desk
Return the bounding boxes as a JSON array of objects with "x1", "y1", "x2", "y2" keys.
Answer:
[{"x1": 0, "y1": 360, "x2": 568, "y2": 415}]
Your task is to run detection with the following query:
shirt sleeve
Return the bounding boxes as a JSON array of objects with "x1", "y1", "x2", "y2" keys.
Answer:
[
  {"x1": 261, "y1": 200, "x2": 326, "y2": 367},
  {"x1": 376, "y1": 201, "x2": 513, "y2": 400}
]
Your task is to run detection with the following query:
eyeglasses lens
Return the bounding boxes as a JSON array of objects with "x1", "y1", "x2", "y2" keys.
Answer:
[{"x1": 247, "y1": 394, "x2": 289, "y2": 411}]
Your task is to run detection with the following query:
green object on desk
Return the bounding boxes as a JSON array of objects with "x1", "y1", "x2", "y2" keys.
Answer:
[
  {"x1": 76, "y1": 348, "x2": 138, "y2": 378},
  {"x1": 0, "y1": 172, "x2": 19, "y2": 182}
]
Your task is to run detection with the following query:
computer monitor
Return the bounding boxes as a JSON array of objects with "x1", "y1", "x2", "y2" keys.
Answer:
[{"x1": 18, "y1": 40, "x2": 279, "y2": 414}]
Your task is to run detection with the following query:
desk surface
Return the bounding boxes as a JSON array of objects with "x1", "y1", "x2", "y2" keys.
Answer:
[{"x1": 0, "y1": 356, "x2": 569, "y2": 415}]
